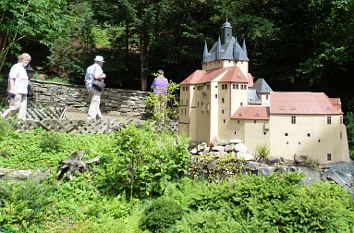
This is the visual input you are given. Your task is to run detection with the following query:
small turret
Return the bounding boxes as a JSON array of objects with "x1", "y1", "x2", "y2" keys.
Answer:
[
  {"x1": 242, "y1": 38, "x2": 248, "y2": 57},
  {"x1": 203, "y1": 41, "x2": 209, "y2": 63},
  {"x1": 220, "y1": 20, "x2": 232, "y2": 45},
  {"x1": 215, "y1": 36, "x2": 222, "y2": 60}
]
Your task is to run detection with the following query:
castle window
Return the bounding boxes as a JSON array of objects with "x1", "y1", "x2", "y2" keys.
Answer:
[
  {"x1": 285, "y1": 133, "x2": 288, "y2": 136},
  {"x1": 222, "y1": 109, "x2": 224, "y2": 114},
  {"x1": 240, "y1": 85, "x2": 244, "y2": 90},
  {"x1": 340, "y1": 132, "x2": 342, "y2": 139},
  {"x1": 198, "y1": 102, "x2": 199, "y2": 107},
  {"x1": 291, "y1": 116, "x2": 296, "y2": 124},
  {"x1": 234, "y1": 131, "x2": 237, "y2": 135},
  {"x1": 340, "y1": 116, "x2": 343, "y2": 124},
  {"x1": 232, "y1": 84, "x2": 237, "y2": 89},
  {"x1": 240, "y1": 102, "x2": 243, "y2": 106},
  {"x1": 237, "y1": 120, "x2": 240, "y2": 124},
  {"x1": 207, "y1": 85, "x2": 210, "y2": 90},
  {"x1": 223, "y1": 119, "x2": 226, "y2": 123},
  {"x1": 327, "y1": 116, "x2": 331, "y2": 124},
  {"x1": 236, "y1": 84, "x2": 239, "y2": 89},
  {"x1": 215, "y1": 86, "x2": 218, "y2": 88},
  {"x1": 307, "y1": 133, "x2": 311, "y2": 137},
  {"x1": 286, "y1": 141, "x2": 289, "y2": 144},
  {"x1": 222, "y1": 98, "x2": 224, "y2": 103},
  {"x1": 215, "y1": 94, "x2": 217, "y2": 99},
  {"x1": 318, "y1": 139, "x2": 321, "y2": 143},
  {"x1": 327, "y1": 153, "x2": 332, "y2": 161},
  {"x1": 266, "y1": 95, "x2": 269, "y2": 100},
  {"x1": 221, "y1": 84, "x2": 227, "y2": 90},
  {"x1": 254, "y1": 120, "x2": 256, "y2": 124}
]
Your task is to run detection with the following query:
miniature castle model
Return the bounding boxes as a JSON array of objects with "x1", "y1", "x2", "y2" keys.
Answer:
[{"x1": 179, "y1": 21, "x2": 350, "y2": 165}]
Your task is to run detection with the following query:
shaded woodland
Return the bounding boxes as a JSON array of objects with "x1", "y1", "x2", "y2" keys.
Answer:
[{"x1": 1, "y1": 0, "x2": 353, "y2": 112}]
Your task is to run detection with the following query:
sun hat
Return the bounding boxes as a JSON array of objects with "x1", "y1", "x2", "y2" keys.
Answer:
[{"x1": 94, "y1": 55, "x2": 105, "y2": 62}]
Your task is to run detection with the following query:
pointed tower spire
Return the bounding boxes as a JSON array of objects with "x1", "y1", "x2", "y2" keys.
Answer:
[
  {"x1": 242, "y1": 38, "x2": 248, "y2": 57},
  {"x1": 233, "y1": 37, "x2": 240, "y2": 59},
  {"x1": 216, "y1": 36, "x2": 222, "y2": 60},
  {"x1": 203, "y1": 40, "x2": 209, "y2": 63}
]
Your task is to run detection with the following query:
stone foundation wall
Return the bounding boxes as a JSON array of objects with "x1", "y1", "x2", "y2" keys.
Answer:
[{"x1": 0, "y1": 80, "x2": 150, "y2": 117}]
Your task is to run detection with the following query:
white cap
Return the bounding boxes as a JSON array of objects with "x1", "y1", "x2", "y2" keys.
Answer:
[{"x1": 94, "y1": 55, "x2": 105, "y2": 62}]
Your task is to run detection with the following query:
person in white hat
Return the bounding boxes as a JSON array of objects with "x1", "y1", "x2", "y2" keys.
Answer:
[{"x1": 84, "y1": 55, "x2": 106, "y2": 120}]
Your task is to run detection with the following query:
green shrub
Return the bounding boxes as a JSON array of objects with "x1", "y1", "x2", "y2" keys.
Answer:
[
  {"x1": 0, "y1": 118, "x2": 13, "y2": 140},
  {"x1": 169, "y1": 210, "x2": 245, "y2": 233},
  {"x1": 0, "y1": 179, "x2": 52, "y2": 231},
  {"x1": 140, "y1": 197, "x2": 184, "y2": 233},
  {"x1": 145, "y1": 81, "x2": 180, "y2": 123},
  {"x1": 99, "y1": 123, "x2": 190, "y2": 199},
  {"x1": 160, "y1": 174, "x2": 354, "y2": 232},
  {"x1": 255, "y1": 144, "x2": 270, "y2": 162},
  {"x1": 39, "y1": 131, "x2": 63, "y2": 152}
]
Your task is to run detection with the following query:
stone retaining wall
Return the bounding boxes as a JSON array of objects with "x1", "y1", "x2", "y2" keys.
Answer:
[{"x1": 0, "y1": 80, "x2": 150, "y2": 117}]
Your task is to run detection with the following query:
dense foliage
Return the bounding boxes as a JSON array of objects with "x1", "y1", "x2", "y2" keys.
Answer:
[
  {"x1": 0, "y1": 119, "x2": 353, "y2": 232},
  {"x1": 1, "y1": 0, "x2": 353, "y2": 112}
]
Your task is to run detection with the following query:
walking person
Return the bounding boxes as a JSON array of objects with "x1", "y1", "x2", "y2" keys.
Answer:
[
  {"x1": 1, "y1": 53, "x2": 32, "y2": 120},
  {"x1": 151, "y1": 69, "x2": 169, "y2": 123},
  {"x1": 84, "y1": 55, "x2": 106, "y2": 120}
]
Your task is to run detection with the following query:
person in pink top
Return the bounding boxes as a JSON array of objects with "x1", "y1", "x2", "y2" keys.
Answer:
[{"x1": 151, "y1": 69, "x2": 169, "y2": 122}]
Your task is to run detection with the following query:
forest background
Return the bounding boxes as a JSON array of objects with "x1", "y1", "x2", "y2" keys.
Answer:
[{"x1": 0, "y1": 0, "x2": 353, "y2": 113}]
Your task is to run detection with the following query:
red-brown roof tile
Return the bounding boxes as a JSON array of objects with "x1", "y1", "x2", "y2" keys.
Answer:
[
  {"x1": 180, "y1": 67, "x2": 248, "y2": 85},
  {"x1": 247, "y1": 73, "x2": 254, "y2": 87},
  {"x1": 231, "y1": 106, "x2": 270, "y2": 120},
  {"x1": 270, "y1": 92, "x2": 343, "y2": 115},
  {"x1": 219, "y1": 67, "x2": 249, "y2": 83}
]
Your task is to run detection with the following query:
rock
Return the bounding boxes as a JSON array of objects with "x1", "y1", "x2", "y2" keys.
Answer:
[
  {"x1": 211, "y1": 145, "x2": 225, "y2": 153},
  {"x1": 190, "y1": 147, "x2": 198, "y2": 154},
  {"x1": 237, "y1": 152, "x2": 254, "y2": 161},
  {"x1": 257, "y1": 166, "x2": 276, "y2": 176},
  {"x1": 280, "y1": 157, "x2": 295, "y2": 165},
  {"x1": 294, "y1": 154, "x2": 308, "y2": 164},
  {"x1": 225, "y1": 144, "x2": 234, "y2": 152},
  {"x1": 234, "y1": 143, "x2": 248, "y2": 154}
]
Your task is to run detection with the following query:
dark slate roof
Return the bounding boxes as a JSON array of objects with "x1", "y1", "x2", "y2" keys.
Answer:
[
  {"x1": 248, "y1": 89, "x2": 261, "y2": 105},
  {"x1": 202, "y1": 21, "x2": 249, "y2": 63},
  {"x1": 252, "y1": 78, "x2": 273, "y2": 93},
  {"x1": 204, "y1": 37, "x2": 249, "y2": 62}
]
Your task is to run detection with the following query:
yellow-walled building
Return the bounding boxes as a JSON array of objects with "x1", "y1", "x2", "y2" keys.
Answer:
[{"x1": 179, "y1": 21, "x2": 350, "y2": 165}]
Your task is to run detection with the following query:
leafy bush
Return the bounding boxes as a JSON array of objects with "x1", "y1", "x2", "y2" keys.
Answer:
[
  {"x1": 169, "y1": 210, "x2": 244, "y2": 233},
  {"x1": 145, "y1": 81, "x2": 180, "y2": 123},
  {"x1": 99, "y1": 123, "x2": 190, "y2": 198},
  {"x1": 39, "y1": 131, "x2": 63, "y2": 152},
  {"x1": 140, "y1": 197, "x2": 184, "y2": 233},
  {"x1": 159, "y1": 174, "x2": 354, "y2": 232},
  {"x1": 0, "y1": 118, "x2": 13, "y2": 140},
  {"x1": 0, "y1": 179, "x2": 52, "y2": 231}
]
